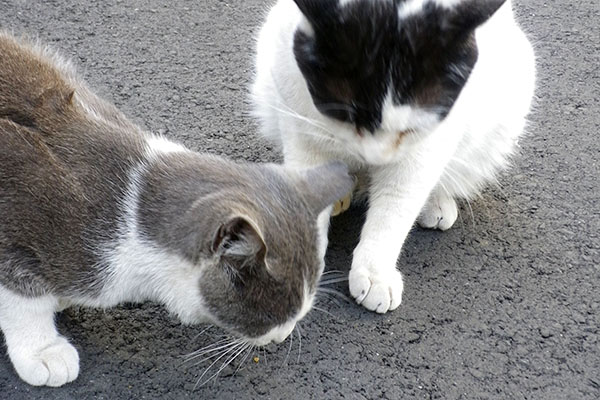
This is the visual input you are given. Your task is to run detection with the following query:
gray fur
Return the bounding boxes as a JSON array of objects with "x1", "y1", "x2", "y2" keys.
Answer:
[{"x1": 0, "y1": 31, "x2": 353, "y2": 342}]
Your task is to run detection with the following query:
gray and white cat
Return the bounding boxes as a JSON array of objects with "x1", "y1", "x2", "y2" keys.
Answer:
[
  {"x1": 0, "y1": 32, "x2": 353, "y2": 387},
  {"x1": 252, "y1": 0, "x2": 536, "y2": 313}
]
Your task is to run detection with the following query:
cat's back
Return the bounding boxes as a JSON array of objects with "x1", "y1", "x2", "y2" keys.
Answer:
[
  {"x1": 0, "y1": 33, "x2": 78, "y2": 130},
  {"x1": 0, "y1": 32, "x2": 147, "y2": 191},
  {"x1": 0, "y1": 32, "x2": 144, "y2": 144},
  {"x1": 0, "y1": 33, "x2": 91, "y2": 222},
  {"x1": 0, "y1": 33, "x2": 148, "y2": 293}
]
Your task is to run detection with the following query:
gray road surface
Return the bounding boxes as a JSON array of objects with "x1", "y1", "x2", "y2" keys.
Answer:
[{"x1": 0, "y1": 0, "x2": 598, "y2": 399}]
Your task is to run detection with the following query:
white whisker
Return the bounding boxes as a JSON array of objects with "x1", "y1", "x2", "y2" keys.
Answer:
[
  {"x1": 193, "y1": 340, "x2": 247, "y2": 389},
  {"x1": 261, "y1": 101, "x2": 332, "y2": 134},
  {"x1": 319, "y1": 277, "x2": 349, "y2": 286},
  {"x1": 184, "y1": 338, "x2": 241, "y2": 364},
  {"x1": 312, "y1": 306, "x2": 336, "y2": 318},
  {"x1": 317, "y1": 287, "x2": 351, "y2": 302},
  {"x1": 322, "y1": 270, "x2": 345, "y2": 276},
  {"x1": 317, "y1": 291, "x2": 342, "y2": 307},
  {"x1": 191, "y1": 325, "x2": 214, "y2": 341},
  {"x1": 261, "y1": 347, "x2": 268, "y2": 365},
  {"x1": 213, "y1": 343, "x2": 250, "y2": 380},
  {"x1": 233, "y1": 345, "x2": 254, "y2": 376},
  {"x1": 283, "y1": 327, "x2": 294, "y2": 366},
  {"x1": 296, "y1": 325, "x2": 302, "y2": 364},
  {"x1": 183, "y1": 337, "x2": 234, "y2": 360},
  {"x1": 196, "y1": 342, "x2": 251, "y2": 388}
]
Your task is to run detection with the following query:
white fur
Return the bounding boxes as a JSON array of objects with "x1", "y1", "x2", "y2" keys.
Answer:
[
  {"x1": 0, "y1": 152, "x2": 208, "y2": 387},
  {"x1": 0, "y1": 139, "x2": 309, "y2": 386},
  {"x1": 399, "y1": 0, "x2": 463, "y2": 19},
  {"x1": 252, "y1": 0, "x2": 536, "y2": 313},
  {"x1": 91, "y1": 158, "x2": 208, "y2": 324},
  {"x1": 146, "y1": 135, "x2": 188, "y2": 157},
  {"x1": 1, "y1": 33, "x2": 322, "y2": 387},
  {"x1": 0, "y1": 286, "x2": 79, "y2": 387}
]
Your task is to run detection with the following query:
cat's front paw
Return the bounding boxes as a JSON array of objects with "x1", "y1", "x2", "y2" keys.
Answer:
[
  {"x1": 331, "y1": 191, "x2": 352, "y2": 217},
  {"x1": 417, "y1": 191, "x2": 458, "y2": 231},
  {"x1": 332, "y1": 174, "x2": 358, "y2": 217},
  {"x1": 349, "y1": 265, "x2": 404, "y2": 314},
  {"x1": 10, "y1": 336, "x2": 79, "y2": 387}
]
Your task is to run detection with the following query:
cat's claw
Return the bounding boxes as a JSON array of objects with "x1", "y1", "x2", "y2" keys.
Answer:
[
  {"x1": 331, "y1": 190, "x2": 353, "y2": 217},
  {"x1": 349, "y1": 267, "x2": 403, "y2": 313},
  {"x1": 417, "y1": 191, "x2": 458, "y2": 231},
  {"x1": 11, "y1": 336, "x2": 79, "y2": 387}
]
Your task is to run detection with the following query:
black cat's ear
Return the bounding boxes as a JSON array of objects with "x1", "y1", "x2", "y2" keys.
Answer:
[
  {"x1": 444, "y1": 0, "x2": 507, "y2": 37},
  {"x1": 293, "y1": 0, "x2": 339, "y2": 30},
  {"x1": 211, "y1": 216, "x2": 267, "y2": 270},
  {"x1": 300, "y1": 161, "x2": 355, "y2": 214}
]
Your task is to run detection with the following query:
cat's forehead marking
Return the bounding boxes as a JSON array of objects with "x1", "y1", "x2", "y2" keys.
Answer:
[{"x1": 399, "y1": 0, "x2": 462, "y2": 19}]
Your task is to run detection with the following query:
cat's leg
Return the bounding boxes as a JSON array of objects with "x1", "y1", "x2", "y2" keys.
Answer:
[
  {"x1": 417, "y1": 184, "x2": 458, "y2": 231},
  {"x1": 349, "y1": 154, "x2": 452, "y2": 313},
  {"x1": 0, "y1": 286, "x2": 79, "y2": 387}
]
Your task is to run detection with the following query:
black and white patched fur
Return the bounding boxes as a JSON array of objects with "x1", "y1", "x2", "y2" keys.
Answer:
[
  {"x1": 0, "y1": 32, "x2": 353, "y2": 387},
  {"x1": 252, "y1": 0, "x2": 536, "y2": 312}
]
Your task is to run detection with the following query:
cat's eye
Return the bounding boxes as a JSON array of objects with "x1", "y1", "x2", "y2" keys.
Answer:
[{"x1": 315, "y1": 101, "x2": 357, "y2": 123}]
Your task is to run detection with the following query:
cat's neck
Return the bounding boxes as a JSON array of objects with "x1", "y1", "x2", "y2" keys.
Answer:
[
  {"x1": 137, "y1": 145, "x2": 237, "y2": 263},
  {"x1": 87, "y1": 142, "x2": 220, "y2": 324}
]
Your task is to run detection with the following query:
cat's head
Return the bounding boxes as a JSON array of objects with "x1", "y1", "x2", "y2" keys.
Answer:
[
  {"x1": 292, "y1": 0, "x2": 506, "y2": 164},
  {"x1": 196, "y1": 161, "x2": 353, "y2": 345}
]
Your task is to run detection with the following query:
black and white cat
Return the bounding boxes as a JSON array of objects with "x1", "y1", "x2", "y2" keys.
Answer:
[
  {"x1": 0, "y1": 32, "x2": 354, "y2": 387},
  {"x1": 252, "y1": 0, "x2": 536, "y2": 313}
]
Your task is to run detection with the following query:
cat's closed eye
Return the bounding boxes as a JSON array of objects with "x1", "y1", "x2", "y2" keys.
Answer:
[{"x1": 315, "y1": 101, "x2": 357, "y2": 124}]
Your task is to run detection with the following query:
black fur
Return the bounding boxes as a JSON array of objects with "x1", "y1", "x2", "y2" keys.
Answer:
[{"x1": 293, "y1": 0, "x2": 506, "y2": 133}]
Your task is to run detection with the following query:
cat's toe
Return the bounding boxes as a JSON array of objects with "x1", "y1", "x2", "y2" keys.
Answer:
[
  {"x1": 331, "y1": 191, "x2": 352, "y2": 217},
  {"x1": 12, "y1": 337, "x2": 79, "y2": 387},
  {"x1": 13, "y1": 357, "x2": 50, "y2": 386},
  {"x1": 349, "y1": 267, "x2": 403, "y2": 313},
  {"x1": 418, "y1": 194, "x2": 458, "y2": 231}
]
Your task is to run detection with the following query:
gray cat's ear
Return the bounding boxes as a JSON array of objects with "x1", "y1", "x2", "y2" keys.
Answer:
[
  {"x1": 300, "y1": 161, "x2": 354, "y2": 214},
  {"x1": 211, "y1": 216, "x2": 267, "y2": 269}
]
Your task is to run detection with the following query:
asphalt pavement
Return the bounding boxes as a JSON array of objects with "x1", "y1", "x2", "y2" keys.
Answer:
[{"x1": 0, "y1": 0, "x2": 598, "y2": 399}]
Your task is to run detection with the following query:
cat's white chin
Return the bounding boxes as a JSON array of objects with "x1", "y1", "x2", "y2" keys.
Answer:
[{"x1": 251, "y1": 320, "x2": 297, "y2": 346}]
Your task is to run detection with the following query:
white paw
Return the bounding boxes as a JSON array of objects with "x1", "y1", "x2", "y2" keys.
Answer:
[
  {"x1": 417, "y1": 192, "x2": 458, "y2": 231},
  {"x1": 349, "y1": 266, "x2": 404, "y2": 314},
  {"x1": 11, "y1": 336, "x2": 79, "y2": 387}
]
